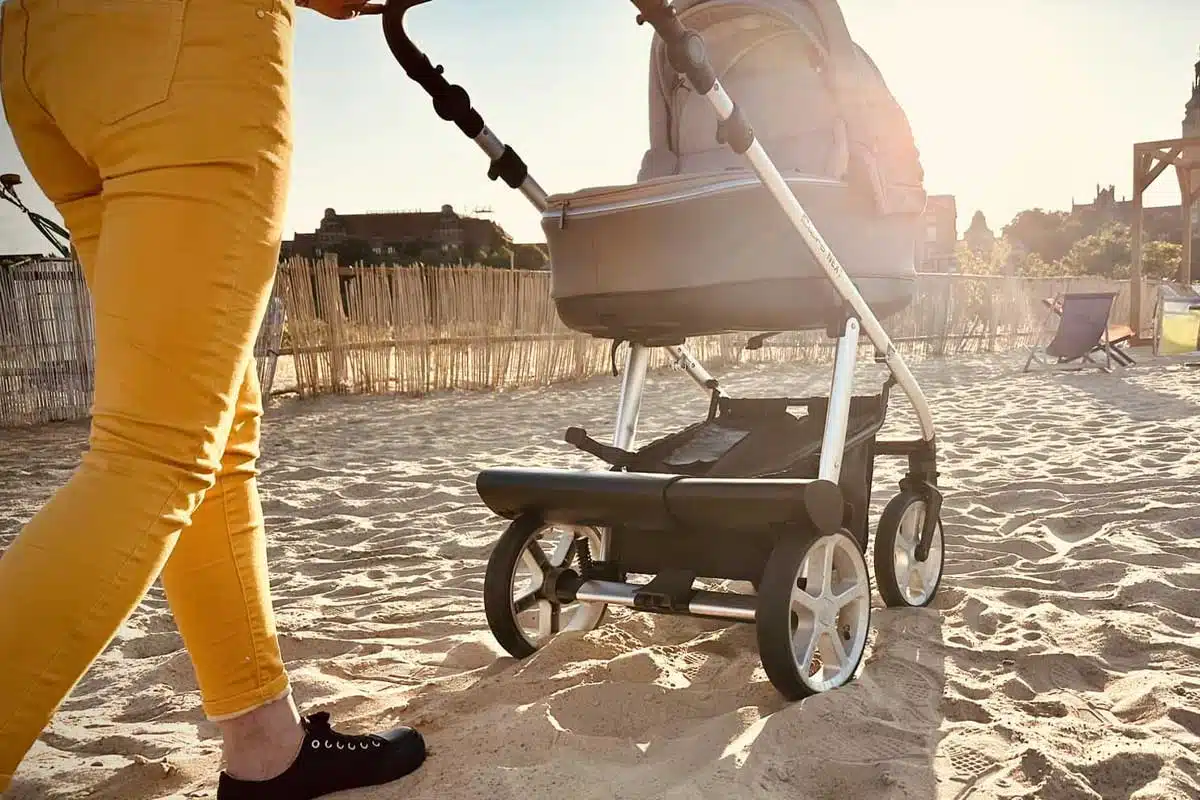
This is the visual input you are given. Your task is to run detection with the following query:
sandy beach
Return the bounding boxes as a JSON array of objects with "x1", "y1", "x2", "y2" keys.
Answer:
[{"x1": 1, "y1": 349, "x2": 1198, "y2": 800}]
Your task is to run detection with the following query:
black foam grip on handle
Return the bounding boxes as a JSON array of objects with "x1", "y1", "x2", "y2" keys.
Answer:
[
  {"x1": 487, "y1": 146, "x2": 528, "y2": 189},
  {"x1": 381, "y1": 0, "x2": 484, "y2": 139}
]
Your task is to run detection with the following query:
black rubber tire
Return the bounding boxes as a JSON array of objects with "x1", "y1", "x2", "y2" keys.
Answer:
[
  {"x1": 756, "y1": 529, "x2": 872, "y2": 701},
  {"x1": 483, "y1": 514, "x2": 544, "y2": 659},
  {"x1": 873, "y1": 490, "x2": 944, "y2": 608},
  {"x1": 482, "y1": 514, "x2": 608, "y2": 659}
]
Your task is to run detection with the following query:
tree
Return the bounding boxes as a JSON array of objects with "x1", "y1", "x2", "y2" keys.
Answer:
[
  {"x1": 1060, "y1": 222, "x2": 1131, "y2": 278},
  {"x1": 1017, "y1": 252, "x2": 1057, "y2": 277},
  {"x1": 1142, "y1": 240, "x2": 1183, "y2": 280},
  {"x1": 955, "y1": 236, "x2": 1013, "y2": 275},
  {"x1": 973, "y1": 200, "x2": 1186, "y2": 279},
  {"x1": 1000, "y1": 209, "x2": 1084, "y2": 265}
]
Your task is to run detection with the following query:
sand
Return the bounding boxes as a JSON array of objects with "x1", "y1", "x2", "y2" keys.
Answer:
[{"x1": 1, "y1": 350, "x2": 1198, "y2": 800}]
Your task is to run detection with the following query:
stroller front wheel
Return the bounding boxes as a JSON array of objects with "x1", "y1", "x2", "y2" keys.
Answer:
[
  {"x1": 873, "y1": 490, "x2": 945, "y2": 608},
  {"x1": 756, "y1": 529, "x2": 872, "y2": 700},
  {"x1": 483, "y1": 514, "x2": 609, "y2": 658}
]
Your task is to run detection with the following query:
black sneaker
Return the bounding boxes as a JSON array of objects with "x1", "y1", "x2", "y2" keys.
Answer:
[{"x1": 216, "y1": 711, "x2": 426, "y2": 800}]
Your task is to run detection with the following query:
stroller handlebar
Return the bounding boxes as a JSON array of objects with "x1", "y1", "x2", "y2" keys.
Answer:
[
  {"x1": 376, "y1": 0, "x2": 543, "y2": 202},
  {"x1": 379, "y1": 0, "x2": 483, "y2": 138}
]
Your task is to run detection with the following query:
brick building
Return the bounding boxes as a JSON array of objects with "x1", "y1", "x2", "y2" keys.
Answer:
[
  {"x1": 916, "y1": 194, "x2": 959, "y2": 272},
  {"x1": 1070, "y1": 185, "x2": 1186, "y2": 243},
  {"x1": 281, "y1": 204, "x2": 547, "y2": 269},
  {"x1": 1184, "y1": 50, "x2": 1200, "y2": 277}
]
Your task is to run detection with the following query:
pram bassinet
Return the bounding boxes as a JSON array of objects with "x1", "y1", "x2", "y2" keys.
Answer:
[
  {"x1": 544, "y1": 171, "x2": 918, "y2": 343},
  {"x1": 544, "y1": 0, "x2": 926, "y2": 344}
]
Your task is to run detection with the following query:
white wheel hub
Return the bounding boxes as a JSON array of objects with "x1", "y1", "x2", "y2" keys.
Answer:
[
  {"x1": 892, "y1": 502, "x2": 943, "y2": 606},
  {"x1": 788, "y1": 533, "x2": 871, "y2": 691}
]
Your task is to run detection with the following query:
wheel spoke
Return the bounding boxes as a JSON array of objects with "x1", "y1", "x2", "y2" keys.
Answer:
[
  {"x1": 549, "y1": 530, "x2": 577, "y2": 568},
  {"x1": 792, "y1": 623, "x2": 820, "y2": 677},
  {"x1": 790, "y1": 586, "x2": 821, "y2": 616},
  {"x1": 820, "y1": 538, "x2": 836, "y2": 589},
  {"x1": 833, "y1": 581, "x2": 867, "y2": 612},
  {"x1": 917, "y1": 540, "x2": 942, "y2": 587},
  {"x1": 525, "y1": 542, "x2": 552, "y2": 573},
  {"x1": 805, "y1": 538, "x2": 833, "y2": 597},
  {"x1": 536, "y1": 599, "x2": 554, "y2": 641},
  {"x1": 908, "y1": 507, "x2": 925, "y2": 537},
  {"x1": 921, "y1": 550, "x2": 941, "y2": 585},
  {"x1": 513, "y1": 588, "x2": 539, "y2": 614},
  {"x1": 826, "y1": 628, "x2": 849, "y2": 668},
  {"x1": 910, "y1": 561, "x2": 928, "y2": 591}
]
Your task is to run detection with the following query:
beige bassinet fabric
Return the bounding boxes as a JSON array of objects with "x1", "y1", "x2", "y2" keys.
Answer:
[
  {"x1": 542, "y1": 173, "x2": 917, "y2": 343},
  {"x1": 638, "y1": 0, "x2": 926, "y2": 218},
  {"x1": 541, "y1": 0, "x2": 926, "y2": 343}
]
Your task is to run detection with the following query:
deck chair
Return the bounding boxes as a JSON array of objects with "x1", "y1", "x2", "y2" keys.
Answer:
[
  {"x1": 1024, "y1": 292, "x2": 1123, "y2": 373},
  {"x1": 1037, "y1": 295, "x2": 1136, "y2": 367}
]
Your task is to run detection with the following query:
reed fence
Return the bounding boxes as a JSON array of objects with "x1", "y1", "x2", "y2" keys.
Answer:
[
  {"x1": 272, "y1": 256, "x2": 1155, "y2": 398},
  {"x1": 0, "y1": 254, "x2": 1158, "y2": 426},
  {"x1": 0, "y1": 258, "x2": 285, "y2": 427}
]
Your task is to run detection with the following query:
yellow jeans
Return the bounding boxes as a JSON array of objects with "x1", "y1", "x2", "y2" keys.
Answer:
[{"x1": 0, "y1": 0, "x2": 296, "y2": 788}]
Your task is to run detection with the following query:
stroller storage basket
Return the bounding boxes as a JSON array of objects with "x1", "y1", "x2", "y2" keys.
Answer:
[{"x1": 531, "y1": 391, "x2": 890, "y2": 582}]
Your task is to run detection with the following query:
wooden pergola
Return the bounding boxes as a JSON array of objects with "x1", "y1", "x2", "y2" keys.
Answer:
[{"x1": 1130, "y1": 135, "x2": 1200, "y2": 338}]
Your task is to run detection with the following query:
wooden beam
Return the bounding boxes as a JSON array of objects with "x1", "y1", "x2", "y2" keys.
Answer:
[
  {"x1": 1183, "y1": 214, "x2": 1194, "y2": 284},
  {"x1": 1144, "y1": 147, "x2": 1183, "y2": 188},
  {"x1": 1135, "y1": 136, "x2": 1200, "y2": 152},
  {"x1": 1131, "y1": 143, "x2": 1145, "y2": 337},
  {"x1": 1134, "y1": 151, "x2": 1150, "y2": 192},
  {"x1": 1153, "y1": 147, "x2": 1184, "y2": 164},
  {"x1": 1128, "y1": 136, "x2": 1200, "y2": 339},
  {"x1": 1181, "y1": 166, "x2": 1195, "y2": 284}
]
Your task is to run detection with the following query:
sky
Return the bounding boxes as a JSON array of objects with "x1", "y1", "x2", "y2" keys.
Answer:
[{"x1": 1, "y1": 0, "x2": 1198, "y2": 255}]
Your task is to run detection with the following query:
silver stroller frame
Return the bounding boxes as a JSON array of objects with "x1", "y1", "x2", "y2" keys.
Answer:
[{"x1": 380, "y1": 0, "x2": 945, "y2": 700}]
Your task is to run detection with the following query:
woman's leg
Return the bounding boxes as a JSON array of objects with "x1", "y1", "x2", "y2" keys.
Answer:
[
  {"x1": 0, "y1": 0, "x2": 289, "y2": 783},
  {"x1": 0, "y1": 22, "x2": 301, "y2": 783},
  {"x1": 160, "y1": 359, "x2": 305, "y2": 780},
  {"x1": 1, "y1": 1, "x2": 423, "y2": 795}
]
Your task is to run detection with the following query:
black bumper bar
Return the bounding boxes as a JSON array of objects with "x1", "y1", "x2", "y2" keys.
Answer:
[{"x1": 476, "y1": 467, "x2": 844, "y2": 535}]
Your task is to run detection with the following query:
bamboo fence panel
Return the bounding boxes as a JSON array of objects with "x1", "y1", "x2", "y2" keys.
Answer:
[
  {"x1": 1, "y1": 257, "x2": 287, "y2": 427},
  {"x1": 1, "y1": 254, "x2": 1162, "y2": 425},
  {"x1": 0, "y1": 258, "x2": 94, "y2": 427},
  {"x1": 271, "y1": 258, "x2": 1156, "y2": 398}
]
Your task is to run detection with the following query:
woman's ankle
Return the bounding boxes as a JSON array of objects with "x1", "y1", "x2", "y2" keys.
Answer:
[{"x1": 218, "y1": 694, "x2": 305, "y2": 781}]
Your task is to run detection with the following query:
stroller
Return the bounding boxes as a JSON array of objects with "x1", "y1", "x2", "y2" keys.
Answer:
[{"x1": 377, "y1": 0, "x2": 946, "y2": 700}]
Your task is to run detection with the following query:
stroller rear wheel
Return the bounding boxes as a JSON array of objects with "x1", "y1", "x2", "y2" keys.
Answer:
[
  {"x1": 756, "y1": 529, "x2": 872, "y2": 700},
  {"x1": 483, "y1": 514, "x2": 608, "y2": 658},
  {"x1": 873, "y1": 490, "x2": 944, "y2": 608}
]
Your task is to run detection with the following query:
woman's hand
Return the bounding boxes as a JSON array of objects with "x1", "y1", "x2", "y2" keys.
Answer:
[{"x1": 297, "y1": 0, "x2": 383, "y2": 20}]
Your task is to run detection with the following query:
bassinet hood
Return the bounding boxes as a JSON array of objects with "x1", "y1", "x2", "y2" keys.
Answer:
[
  {"x1": 635, "y1": 0, "x2": 927, "y2": 218},
  {"x1": 637, "y1": 0, "x2": 857, "y2": 183}
]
